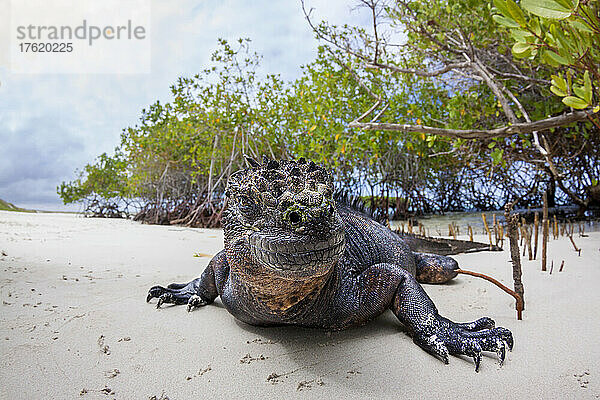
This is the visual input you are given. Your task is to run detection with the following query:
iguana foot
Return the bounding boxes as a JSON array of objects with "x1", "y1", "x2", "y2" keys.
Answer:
[
  {"x1": 413, "y1": 315, "x2": 513, "y2": 372},
  {"x1": 414, "y1": 253, "x2": 459, "y2": 284},
  {"x1": 146, "y1": 279, "x2": 208, "y2": 311},
  {"x1": 456, "y1": 317, "x2": 496, "y2": 331}
]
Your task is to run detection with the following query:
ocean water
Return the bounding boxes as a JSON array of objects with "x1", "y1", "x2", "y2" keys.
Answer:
[{"x1": 390, "y1": 209, "x2": 600, "y2": 238}]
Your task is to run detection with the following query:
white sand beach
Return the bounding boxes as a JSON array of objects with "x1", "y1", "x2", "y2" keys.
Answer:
[{"x1": 0, "y1": 210, "x2": 599, "y2": 399}]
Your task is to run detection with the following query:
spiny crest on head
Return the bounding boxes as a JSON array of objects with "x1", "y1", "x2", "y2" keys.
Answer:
[
  {"x1": 243, "y1": 155, "x2": 282, "y2": 171},
  {"x1": 333, "y1": 190, "x2": 389, "y2": 224},
  {"x1": 228, "y1": 156, "x2": 333, "y2": 203},
  {"x1": 244, "y1": 154, "x2": 261, "y2": 168}
]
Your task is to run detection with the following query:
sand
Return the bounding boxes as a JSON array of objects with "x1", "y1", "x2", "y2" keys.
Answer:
[{"x1": 0, "y1": 210, "x2": 599, "y2": 399}]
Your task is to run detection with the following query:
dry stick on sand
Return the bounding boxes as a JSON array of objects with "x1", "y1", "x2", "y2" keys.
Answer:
[
  {"x1": 521, "y1": 224, "x2": 527, "y2": 257},
  {"x1": 493, "y1": 214, "x2": 498, "y2": 245},
  {"x1": 496, "y1": 223, "x2": 501, "y2": 246},
  {"x1": 520, "y1": 218, "x2": 527, "y2": 255},
  {"x1": 542, "y1": 192, "x2": 549, "y2": 272},
  {"x1": 482, "y1": 213, "x2": 493, "y2": 246},
  {"x1": 569, "y1": 220, "x2": 574, "y2": 236},
  {"x1": 495, "y1": 217, "x2": 503, "y2": 247},
  {"x1": 505, "y1": 205, "x2": 525, "y2": 316},
  {"x1": 519, "y1": 219, "x2": 525, "y2": 247},
  {"x1": 527, "y1": 225, "x2": 533, "y2": 260},
  {"x1": 568, "y1": 234, "x2": 581, "y2": 255},
  {"x1": 448, "y1": 224, "x2": 454, "y2": 239},
  {"x1": 521, "y1": 223, "x2": 532, "y2": 260},
  {"x1": 544, "y1": 219, "x2": 550, "y2": 269},
  {"x1": 533, "y1": 212, "x2": 539, "y2": 260}
]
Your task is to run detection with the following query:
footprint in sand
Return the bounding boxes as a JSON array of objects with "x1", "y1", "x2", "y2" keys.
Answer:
[
  {"x1": 104, "y1": 368, "x2": 120, "y2": 378},
  {"x1": 574, "y1": 370, "x2": 590, "y2": 388},
  {"x1": 239, "y1": 353, "x2": 267, "y2": 364},
  {"x1": 97, "y1": 335, "x2": 111, "y2": 355}
]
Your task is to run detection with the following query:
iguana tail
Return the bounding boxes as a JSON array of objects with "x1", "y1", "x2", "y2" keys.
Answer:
[{"x1": 396, "y1": 232, "x2": 501, "y2": 256}]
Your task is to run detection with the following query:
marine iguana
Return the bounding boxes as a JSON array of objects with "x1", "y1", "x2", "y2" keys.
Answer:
[{"x1": 147, "y1": 157, "x2": 513, "y2": 372}]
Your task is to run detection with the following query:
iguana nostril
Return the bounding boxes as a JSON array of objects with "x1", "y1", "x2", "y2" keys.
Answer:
[{"x1": 289, "y1": 211, "x2": 301, "y2": 224}]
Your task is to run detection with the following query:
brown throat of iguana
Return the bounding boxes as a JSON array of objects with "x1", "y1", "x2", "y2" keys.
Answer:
[{"x1": 233, "y1": 230, "x2": 344, "y2": 312}]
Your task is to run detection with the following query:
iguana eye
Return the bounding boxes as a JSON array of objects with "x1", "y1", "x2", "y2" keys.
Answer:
[
  {"x1": 285, "y1": 209, "x2": 304, "y2": 225},
  {"x1": 288, "y1": 211, "x2": 301, "y2": 224}
]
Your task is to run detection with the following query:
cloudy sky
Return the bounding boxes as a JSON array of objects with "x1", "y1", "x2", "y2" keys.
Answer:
[{"x1": 0, "y1": 0, "x2": 373, "y2": 211}]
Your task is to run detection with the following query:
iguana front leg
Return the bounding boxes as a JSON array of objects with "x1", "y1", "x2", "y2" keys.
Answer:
[
  {"x1": 391, "y1": 265, "x2": 513, "y2": 372},
  {"x1": 146, "y1": 250, "x2": 228, "y2": 311}
]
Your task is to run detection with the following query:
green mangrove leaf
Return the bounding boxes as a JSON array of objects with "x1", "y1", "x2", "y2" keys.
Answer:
[
  {"x1": 544, "y1": 50, "x2": 569, "y2": 65},
  {"x1": 522, "y1": 0, "x2": 573, "y2": 19},
  {"x1": 583, "y1": 71, "x2": 592, "y2": 104},
  {"x1": 506, "y1": 0, "x2": 527, "y2": 25},
  {"x1": 562, "y1": 96, "x2": 589, "y2": 109},
  {"x1": 493, "y1": 15, "x2": 521, "y2": 28},
  {"x1": 512, "y1": 41, "x2": 532, "y2": 57},
  {"x1": 550, "y1": 86, "x2": 566, "y2": 97},
  {"x1": 493, "y1": 0, "x2": 512, "y2": 18},
  {"x1": 551, "y1": 74, "x2": 567, "y2": 91},
  {"x1": 571, "y1": 19, "x2": 593, "y2": 33}
]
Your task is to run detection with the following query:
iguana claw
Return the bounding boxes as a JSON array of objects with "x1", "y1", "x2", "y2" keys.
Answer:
[
  {"x1": 473, "y1": 351, "x2": 482, "y2": 373},
  {"x1": 413, "y1": 316, "x2": 513, "y2": 372},
  {"x1": 146, "y1": 281, "x2": 208, "y2": 309},
  {"x1": 187, "y1": 295, "x2": 207, "y2": 312},
  {"x1": 496, "y1": 338, "x2": 506, "y2": 367},
  {"x1": 156, "y1": 292, "x2": 173, "y2": 309}
]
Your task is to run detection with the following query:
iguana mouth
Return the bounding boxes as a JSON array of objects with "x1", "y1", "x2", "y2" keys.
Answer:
[{"x1": 249, "y1": 229, "x2": 345, "y2": 272}]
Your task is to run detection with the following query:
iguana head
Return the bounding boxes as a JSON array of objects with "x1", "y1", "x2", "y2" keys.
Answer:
[{"x1": 222, "y1": 156, "x2": 345, "y2": 279}]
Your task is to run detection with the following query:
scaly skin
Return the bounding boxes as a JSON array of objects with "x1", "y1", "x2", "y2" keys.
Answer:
[{"x1": 147, "y1": 157, "x2": 513, "y2": 372}]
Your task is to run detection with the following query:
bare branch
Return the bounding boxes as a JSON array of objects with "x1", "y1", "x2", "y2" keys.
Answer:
[
  {"x1": 348, "y1": 108, "x2": 598, "y2": 139},
  {"x1": 371, "y1": 102, "x2": 389, "y2": 122},
  {"x1": 353, "y1": 99, "x2": 382, "y2": 123},
  {"x1": 428, "y1": 147, "x2": 458, "y2": 158},
  {"x1": 471, "y1": 58, "x2": 518, "y2": 124},
  {"x1": 452, "y1": 68, "x2": 484, "y2": 81},
  {"x1": 301, "y1": 0, "x2": 370, "y2": 62},
  {"x1": 488, "y1": 68, "x2": 551, "y2": 85},
  {"x1": 365, "y1": 61, "x2": 471, "y2": 77},
  {"x1": 416, "y1": 25, "x2": 465, "y2": 55},
  {"x1": 366, "y1": 0, "x2": 380, "y2": 62}
]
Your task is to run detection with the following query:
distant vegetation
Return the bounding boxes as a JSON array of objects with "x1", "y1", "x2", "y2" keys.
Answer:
[
  {"x1": 59, "y1": 0, "x2": 599, "y2": 226},
  {"x1": 0, "y1": 199, "x2": 33, "y2": 213}
]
